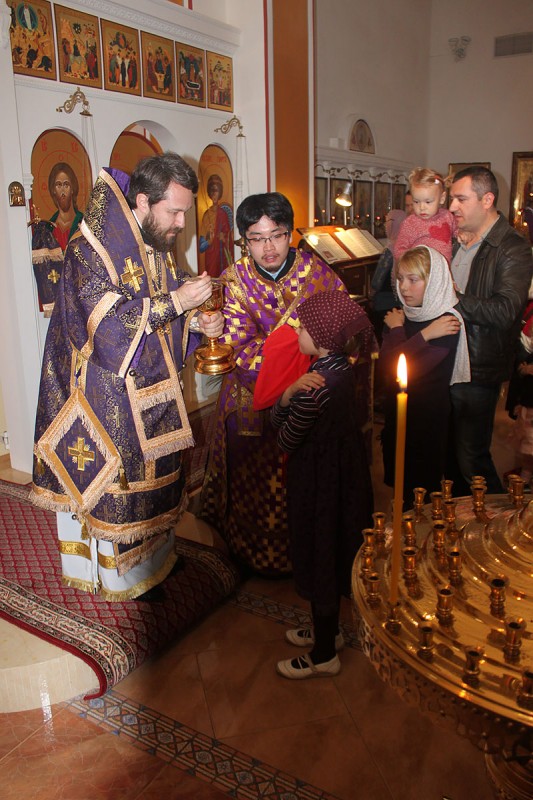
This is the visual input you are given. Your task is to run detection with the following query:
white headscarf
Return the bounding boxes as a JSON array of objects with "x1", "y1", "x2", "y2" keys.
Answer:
[{"x1": 397, "y1": 246, "x2": 471, "y2": 385}]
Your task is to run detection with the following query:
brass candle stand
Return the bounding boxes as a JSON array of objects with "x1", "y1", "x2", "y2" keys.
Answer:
[{"x1": 352, "y1": 479, "x2": 533, "y2": 800}]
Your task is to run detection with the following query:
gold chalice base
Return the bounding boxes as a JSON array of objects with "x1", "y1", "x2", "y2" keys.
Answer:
[{"x1": 194, "y1": 341, "x2": 235, "y2": 375}]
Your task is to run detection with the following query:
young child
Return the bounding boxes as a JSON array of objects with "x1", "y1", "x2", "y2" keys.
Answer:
[
  {"x1": 380, "y1": 246, "x2": 470, "y2": 508},
  {"x1": 393, "y1": 167, "x2": 456, "y2": 264},
  {"x1": 271, "y1": 291, "x2": 376, "y2": 679}
]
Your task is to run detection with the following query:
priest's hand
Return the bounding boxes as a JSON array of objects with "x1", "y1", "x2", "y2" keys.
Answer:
[
  {"x1": 198, "y1": 311, "x2": 224, "y2": 338},
  {"x1": 176, "y1": 272, "x2": 213, "y2": 311}
]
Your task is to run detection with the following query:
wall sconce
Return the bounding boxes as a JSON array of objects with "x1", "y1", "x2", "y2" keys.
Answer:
[
  {"x1": 448, "y1": 36, "x2": 471, "y2": 61},
  {"x1": 214, "y1": 115, "x2": 249, "y2": 243}
]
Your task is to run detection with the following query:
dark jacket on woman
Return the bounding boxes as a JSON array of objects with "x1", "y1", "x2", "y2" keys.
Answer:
[{"x1": 454, "y1": 214, "x2": 533, "y2": 385}]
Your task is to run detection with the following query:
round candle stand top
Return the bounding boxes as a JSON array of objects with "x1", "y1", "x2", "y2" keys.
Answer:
[{"x1": 352, "y1": 482, "x2": 533, "y2": 800}]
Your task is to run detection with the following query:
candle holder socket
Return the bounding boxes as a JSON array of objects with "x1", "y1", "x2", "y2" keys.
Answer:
[
  {"x1": 463, "y1": 645, "x2": 483, "y2": 687},
  {"x1": 436, "y1": 585, "x2": 454, "y2": 626},
  {"x1": 361, "y1": 528, "x2": 375, "y2": 557},
  {"x1": 489, "y1": 575, "x2": 508, "y2": 618},
  {"x1": 372, "y1": 512, "x2": 386, "y2": 542},
  {"x1": 471, "y1": 483, "x2": 486, "y2": 515},
  {"x1": 432, "y1": 521, "x2": 446, "y2": 555},
  {"x1": 402, "y1": 546, "x2": 418, "y2": 585},
  {"x1": 417, "y1": 622, "x2": 435, "y2": 661},
  {"x1": 503, "y1": 616, "x2": 526, "y2": 663},
  {"x1": 441, "y1": 479, "x2": 454, "y2": 500},
  {"x1": 360, "y1": 552, "x2": 374, "y2": 577},
  {"x1": 385, "y1": 601, "x2": 401, "y2": 634},
  {"x1": 402, "y1": 513, "x2": 416, "y2": 547},
  {"x1": 364, "y1": 572, "x2": 381, "y2": 607},
  {"x1": 430, "y1": 491, "x2": 444, "y2": 519},
  {"x1": 447, "y1": 547, "x2": 463, "y2": 586}
]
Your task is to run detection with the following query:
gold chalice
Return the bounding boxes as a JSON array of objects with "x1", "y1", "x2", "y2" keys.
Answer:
[{"x1": 193, "y1": 279, "x2": 235, "y2": 375}]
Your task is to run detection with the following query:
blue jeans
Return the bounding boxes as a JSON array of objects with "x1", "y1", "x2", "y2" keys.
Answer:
[{"x1": 449, "y1": 382, "x2": 504, "y2": 495}]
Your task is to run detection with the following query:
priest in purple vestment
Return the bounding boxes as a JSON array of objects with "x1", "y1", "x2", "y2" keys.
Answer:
[
  {"x1": 199, "y1": 192, "x2": 348, "y2": 574},
  {"x1": 31, "y1": 152, "x2": 223, "y2": 601}
]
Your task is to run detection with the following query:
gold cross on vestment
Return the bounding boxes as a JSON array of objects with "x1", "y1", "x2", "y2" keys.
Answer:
[
  {"x1": 68, "y1": 437, "x2": 95, "y2": 471},
  {"x1": 152, "y1": 297, "x2": 171, "y2": 335},
  {"x1": 121, "y1": 257, "x2": 144, "y2": 293},
  {"x1": 48, "y1": 269, "x2": 60, "y2": 284}
]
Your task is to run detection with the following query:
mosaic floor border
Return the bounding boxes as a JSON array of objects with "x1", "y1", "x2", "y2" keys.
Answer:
[
  {"x1": 64, "y1": 590, "x2": 361, "y2": 799},
  {"x1": 67, "y1": 688, "x2": 340, "y2": 800}
]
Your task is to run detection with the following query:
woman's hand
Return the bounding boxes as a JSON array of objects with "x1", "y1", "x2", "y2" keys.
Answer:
[
  {"x1": 280, "y1": 372, "x2": 325, "y2": 407},
  {"x1": 384, "y1": 308, "x2": 405, "y2": 329},
  {"x1": 421, "y1": 314, "x2": 461, "y2": 341}
]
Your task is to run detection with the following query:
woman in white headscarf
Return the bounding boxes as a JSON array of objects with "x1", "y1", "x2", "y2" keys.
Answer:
[{"x1": 379, "y1": 245, "x2": 470, "y2": 508}]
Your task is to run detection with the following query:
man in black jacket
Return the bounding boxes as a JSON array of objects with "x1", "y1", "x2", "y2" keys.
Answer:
[{"x1": 449, "y1": 166, "x2": 533, "y2": 494}]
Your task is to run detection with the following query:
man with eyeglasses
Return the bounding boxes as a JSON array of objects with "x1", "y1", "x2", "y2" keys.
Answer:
[{"x1": 200, "y1": 192, "x2": 348, "y2": 575}]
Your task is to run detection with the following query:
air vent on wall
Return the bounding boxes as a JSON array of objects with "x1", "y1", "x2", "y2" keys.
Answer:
[{"x1": 494, "y1": 33, "x2": 533, "y2": 57}]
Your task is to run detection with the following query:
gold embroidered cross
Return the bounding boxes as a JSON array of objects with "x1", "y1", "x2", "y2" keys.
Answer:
[
  {"x1": 68, "y1": 437, "x2": 95, "y2": 471},
  {"x1": 152, "y1": 297, "x2": 171, "y2": 334},
  {"x1": 47, "y1": 269, "x2": 60, "y2": 284},
  {"x1": 121, "y1": 257, "x2": 144, "y2": 292}
]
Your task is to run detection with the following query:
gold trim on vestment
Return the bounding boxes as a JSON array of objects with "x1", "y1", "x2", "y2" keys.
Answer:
[
  {"x1": 114, "y1": 530, "x2": 169, "y2": 575},
  {"x1": 69, "y1": 347, "x2": 88, "y2": 394},
  {"x1": 98, "y1": 169, "x2": 150, "y2": 278},
  {"x1": 81, "y1": 291, "x2": 123, "y2": 362},
  {"x1": 97, "y1": 548, "x2": 177, "y2": 601},
  {"x1": 32, "y1": 245, "x2": 64, "y2": 264},
  {"x1": 36, "y1": 387, "x2": 121, "y2": 514},
  {"x1": 58, "y1": 540, "x2": 91, "y2": 559},
  {"x1": 143, "y1": 460, "x2": 156, "y2": 482},
  {"x1": 118, "y1": 296, "x2": 151, "y2": 379},
  {"x1": 80, "y1": 219, "x2": 120, "y2": 285},
  {"x1": 125, "y1": 354, "x2": 194, "y2": 461},
  {"x1": 97, "y1": 551, "x2": 117, "y2": 569},
  {"x1": 61, "y1": 575, "x2": 97, "y2": 593},
  {"x1": 59, "y1": 541, "x2": 116, "y2": 569},
  {"x1": 29, "y1": 482, "x2": 71, "y2": 512},
  {"x1": 86, "y1": 496, "x2": 187, "y2": 543}
]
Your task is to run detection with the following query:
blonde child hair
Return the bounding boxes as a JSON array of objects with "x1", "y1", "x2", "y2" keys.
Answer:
[
  {"x1": 408, "y1": 167, "x2": 447, "y2": 191},
  {"x1": 397, "y1": 245, "x2": 432, "y2": 282}
]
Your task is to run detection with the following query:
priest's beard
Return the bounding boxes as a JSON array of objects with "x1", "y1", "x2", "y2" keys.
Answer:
[{"x1": 142, "y1": 209, "x2": 181, "y2": 252}]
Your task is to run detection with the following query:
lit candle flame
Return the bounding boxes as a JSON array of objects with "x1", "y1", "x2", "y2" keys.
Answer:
[{"x1": 397, "y1": 354, "x2": 408, "y2": 391}]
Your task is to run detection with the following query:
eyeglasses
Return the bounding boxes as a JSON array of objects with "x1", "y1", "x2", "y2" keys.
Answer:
[{"x1": 245, "y1": 231, "x2": 290, "y2": 246}]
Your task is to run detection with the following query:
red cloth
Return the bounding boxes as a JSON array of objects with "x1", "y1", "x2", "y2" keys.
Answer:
[{"x1": 253, "y1": 325, "x2": 311, "y2": 410}]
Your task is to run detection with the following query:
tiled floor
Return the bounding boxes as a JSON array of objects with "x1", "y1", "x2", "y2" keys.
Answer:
[{"x1": 1, "y1": 398, "x2": 516, "y2": 800}]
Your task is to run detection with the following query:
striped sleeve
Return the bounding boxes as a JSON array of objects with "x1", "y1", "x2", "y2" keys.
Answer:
[{"x1": 275, "y1": 386, "x2": 330, "y2": 453}]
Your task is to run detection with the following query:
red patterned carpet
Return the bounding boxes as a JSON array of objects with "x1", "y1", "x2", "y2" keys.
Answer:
[{"x1": 0, "y1": 491, "x2": 238, "y2": 698}]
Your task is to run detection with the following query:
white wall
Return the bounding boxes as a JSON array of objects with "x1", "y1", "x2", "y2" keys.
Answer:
[
  {"x1": 427, "y1": 0, "x2": 533, "y2": 214},
  {"x1": 315, "y1": 0, "x2": 431, "y2": 166},
  {"x1": 0, "y1": 0, "x2": 267, "y2": 472}
]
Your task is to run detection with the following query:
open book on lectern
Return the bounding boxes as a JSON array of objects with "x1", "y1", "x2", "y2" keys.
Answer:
[{"x1": 297, "y1": 225, "x2": 384, "y2": 265}]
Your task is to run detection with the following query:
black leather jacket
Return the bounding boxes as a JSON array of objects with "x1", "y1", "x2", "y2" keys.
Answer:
[{"x1": 455, "y1": 213, "x2": 533, "y2": 384}]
